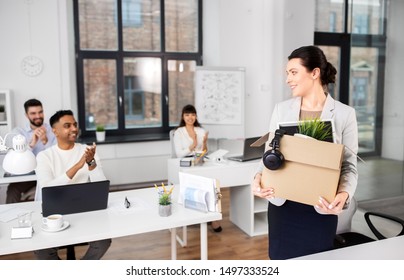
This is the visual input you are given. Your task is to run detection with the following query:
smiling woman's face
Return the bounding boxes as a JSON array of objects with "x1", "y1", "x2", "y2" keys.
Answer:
[
  {"x1": 183, "y1": 112, "x2": 196, "y2": 126},
  {"x1": 285, "y1": 58, "x2": 317, "y2": 97}
]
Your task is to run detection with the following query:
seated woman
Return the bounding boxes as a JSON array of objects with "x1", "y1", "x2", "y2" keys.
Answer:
[{"x1": 173, "y1": 104, "x2": 208, "y2": 158}]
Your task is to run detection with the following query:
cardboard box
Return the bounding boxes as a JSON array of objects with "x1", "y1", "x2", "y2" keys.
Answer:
[{"x1": 252, "y1": 132, "x2": 344, "y2": 206}]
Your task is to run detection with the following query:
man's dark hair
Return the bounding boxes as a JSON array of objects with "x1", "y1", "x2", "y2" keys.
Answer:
[
  {"x1": 49, "y1": 110, "x2": 74, "y2": 127},
  {"x1": 24, "y1": 99, "x2": 42, "y2": 113}
]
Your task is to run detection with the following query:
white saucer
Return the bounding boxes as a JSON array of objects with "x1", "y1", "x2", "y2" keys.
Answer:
[{"x1": 41, "y1": 221, "x2": 70, "y2": 232}]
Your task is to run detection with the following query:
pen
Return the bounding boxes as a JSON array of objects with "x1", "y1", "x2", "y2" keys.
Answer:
[
  {"x1": 124, "y1": 196, "x2": 131, "y2": 209},
  {"x1": 200, "y1": 149, "x2": 207, "y2": 157}
]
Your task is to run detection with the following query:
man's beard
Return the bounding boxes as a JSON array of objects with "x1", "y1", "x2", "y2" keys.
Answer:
[{"x1": 30, "y1": 118, "x2": 44, "y2": 127}]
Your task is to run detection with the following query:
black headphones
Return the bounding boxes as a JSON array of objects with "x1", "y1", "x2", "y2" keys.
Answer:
[{"x1": 262, "y1": 129, "x2": 285, "y2": 170}]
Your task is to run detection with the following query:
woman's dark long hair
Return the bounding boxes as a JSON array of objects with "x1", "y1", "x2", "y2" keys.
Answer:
[
  {"x1": 177, "y1": 104, "x2": 202, "y2": 128},
  {"x1": 288, "y1": 45, "x2": 337, "y2": 87}
]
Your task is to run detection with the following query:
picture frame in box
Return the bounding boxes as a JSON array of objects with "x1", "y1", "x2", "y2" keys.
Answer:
[{"x1": 277, "y1": 119, "x2": 336, "y2": 143}]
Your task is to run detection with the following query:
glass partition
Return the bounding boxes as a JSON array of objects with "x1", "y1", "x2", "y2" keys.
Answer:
[
  {"x1": 349, "y1": 0, "x2": 401, "y2": 202},
  {"x1": 315, "y1": 0, "x2": 404, "y2": 204}
]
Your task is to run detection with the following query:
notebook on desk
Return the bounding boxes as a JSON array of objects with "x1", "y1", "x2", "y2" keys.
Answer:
[
  {"x1": 227, "y1": 137, "x2": 265, "y2": 162},
  {"x1": 41, "y1": 180, "x2": 110, "y2": 217}
]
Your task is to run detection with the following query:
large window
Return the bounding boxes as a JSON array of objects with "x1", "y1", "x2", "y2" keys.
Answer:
[
  {"x1": 74, "y1": 0, "x2": 202, "y2": 137},
  {"x1": 315, "y1": 0, "x2": 387, "y2": 156}
]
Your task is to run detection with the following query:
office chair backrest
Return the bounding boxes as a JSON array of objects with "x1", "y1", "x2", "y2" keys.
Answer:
[
  {"x1": 169, "y1": 129, "x2": 176, "y2": 158},
  {"x1": 336, "y1": 196, "x2": 358, "y2": 234},
  {"x1": 334, "y1": 197, "x2": 404, "y2": 249}
]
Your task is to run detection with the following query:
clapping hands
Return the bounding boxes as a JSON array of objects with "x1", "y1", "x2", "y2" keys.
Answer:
[
  {"x1": 31, "y1": 126, "x2": 48, "y2": 147},
  {"x1": 85, "y1": 142, "x2": 96, "y2": 163}
]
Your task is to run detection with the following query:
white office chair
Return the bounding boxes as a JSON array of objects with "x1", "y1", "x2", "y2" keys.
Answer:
[
  {"x1": 169, "y1": 129, "x2": 177, "y2": 158},
  {"x1": 334, "y1": 196, "x2": 404, "y2": 248}
]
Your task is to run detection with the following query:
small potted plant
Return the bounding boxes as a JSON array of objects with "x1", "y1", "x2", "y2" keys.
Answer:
[
  {"x1": 155, "y1": 182, "x2": 174, "y2": 217},
  {"x1": 95, "y1": 124, "x2": 105, "y2": 142},
  {"x1": 297, "y1": 118, "x2": 332, "y2": 142}
]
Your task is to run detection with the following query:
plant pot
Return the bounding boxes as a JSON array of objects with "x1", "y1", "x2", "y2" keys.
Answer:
[
  {"x1": 96, "y1": 131, "x2": 105, "y2": 142},
  {"x1": 159, "y1": 204, "x2": 172, "y2": 217}
]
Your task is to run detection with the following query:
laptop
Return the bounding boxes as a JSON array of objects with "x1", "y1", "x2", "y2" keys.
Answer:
[
  {"x1": 227, "y1": 137, "x2": 265, "y2": 162},
  {"x1": 41, "y1": 180, "x2": 110, "y2": 217}
]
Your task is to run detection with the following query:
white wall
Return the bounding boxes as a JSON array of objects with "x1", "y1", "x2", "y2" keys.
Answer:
[
  {"x1": 0, "y1": 0, "x2": 77, "y2": 126},
  {"x1": 381, "y1": 0, "x2": 404, "y2": 160},
  {"x1": 203, "y1": 0, "x2": 314, "y2": 138},
  {"x1": 0, "y1": 0, "x2": 315, "y2": 185}
]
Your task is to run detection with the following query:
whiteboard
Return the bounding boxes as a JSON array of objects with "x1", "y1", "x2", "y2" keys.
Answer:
[{"x1": 195, "y1": 66, "x2": 245, "y2": 139}]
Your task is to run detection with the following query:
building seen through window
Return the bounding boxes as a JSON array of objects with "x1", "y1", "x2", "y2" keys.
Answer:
[
  {"x1": 74, "y1": 0, "x2": 202, "y2": 137},
  {"x1": 315, "y1": 0, "x2": 386, "y2": 155}
]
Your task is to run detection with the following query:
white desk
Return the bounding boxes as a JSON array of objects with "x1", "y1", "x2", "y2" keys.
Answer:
[
  {"x1": 294, "y1": 235, "x2": 404, "y2": 259},
  {"x1": 0, "y1": 187, "x2": 221, "y2": 259},
  {"x1": 0, "y1": 170, "x2": 36, "y2": 185},
  {"x1": 0, "y1": 166, "x2": 37, "y2": 204},
  {"x1": 167, "y1": 158, "x2": 267, "y2": 236}
]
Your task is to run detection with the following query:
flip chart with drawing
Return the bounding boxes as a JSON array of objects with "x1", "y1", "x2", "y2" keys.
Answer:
[{"x1": 195, "y1": 66, "x2": 245, "y2": 139}]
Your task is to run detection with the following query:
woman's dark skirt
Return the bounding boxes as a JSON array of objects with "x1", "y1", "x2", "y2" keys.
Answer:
[{"x1": 267, "y1": 200, "x2": 337, "y2": 260}]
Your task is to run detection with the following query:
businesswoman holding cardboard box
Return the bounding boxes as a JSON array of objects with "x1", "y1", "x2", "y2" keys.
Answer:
[{"x1": 251, "y1": 46, "x2": 358, "y2": 259}]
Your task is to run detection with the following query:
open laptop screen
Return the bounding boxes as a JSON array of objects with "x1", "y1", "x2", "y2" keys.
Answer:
[
  {"x1": 227, "y1": 136, "x2": 265, "y2": 162},
  {"x1": 41, "y1": 180, "x2": 110, "y2": 217}
]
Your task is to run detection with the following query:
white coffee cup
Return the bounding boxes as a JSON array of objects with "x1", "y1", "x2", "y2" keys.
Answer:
[{"x1": 42, "y1": 214, "x2": 64, "y2": 230}]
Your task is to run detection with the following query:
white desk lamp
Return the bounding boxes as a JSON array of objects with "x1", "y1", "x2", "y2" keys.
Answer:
[{"x1": 0, "y1": 133, "x2": 36, "y2": 175}]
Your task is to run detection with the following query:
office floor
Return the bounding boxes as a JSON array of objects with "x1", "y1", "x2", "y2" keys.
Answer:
[{"x1": 1, "y1": 157, "x2": 403, "y2": 260}]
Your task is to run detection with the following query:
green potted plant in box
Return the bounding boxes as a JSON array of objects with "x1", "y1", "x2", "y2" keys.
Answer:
[
  {"x1": 297, "y1": 118, "x2": 332, "y2": 142},
  {"x1": 95, "y1": 124, "x2": 105, "y2": 142}
]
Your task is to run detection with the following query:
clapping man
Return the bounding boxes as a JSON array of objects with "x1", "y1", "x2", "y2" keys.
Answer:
[
  {"x1": 34, "y1": 110, "x2": 111, "y2": 260},
  {"x1": 6, "y1": 99, "x2": 56, "y2": 203}
]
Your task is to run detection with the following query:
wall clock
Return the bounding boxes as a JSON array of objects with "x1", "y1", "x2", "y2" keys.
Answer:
[
  {"x1": 21, "y1": 55, "x2": 44, "y2": 77},
  {"x1": 22, "y1": 1, "x2": 43, "y2": 77}
]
